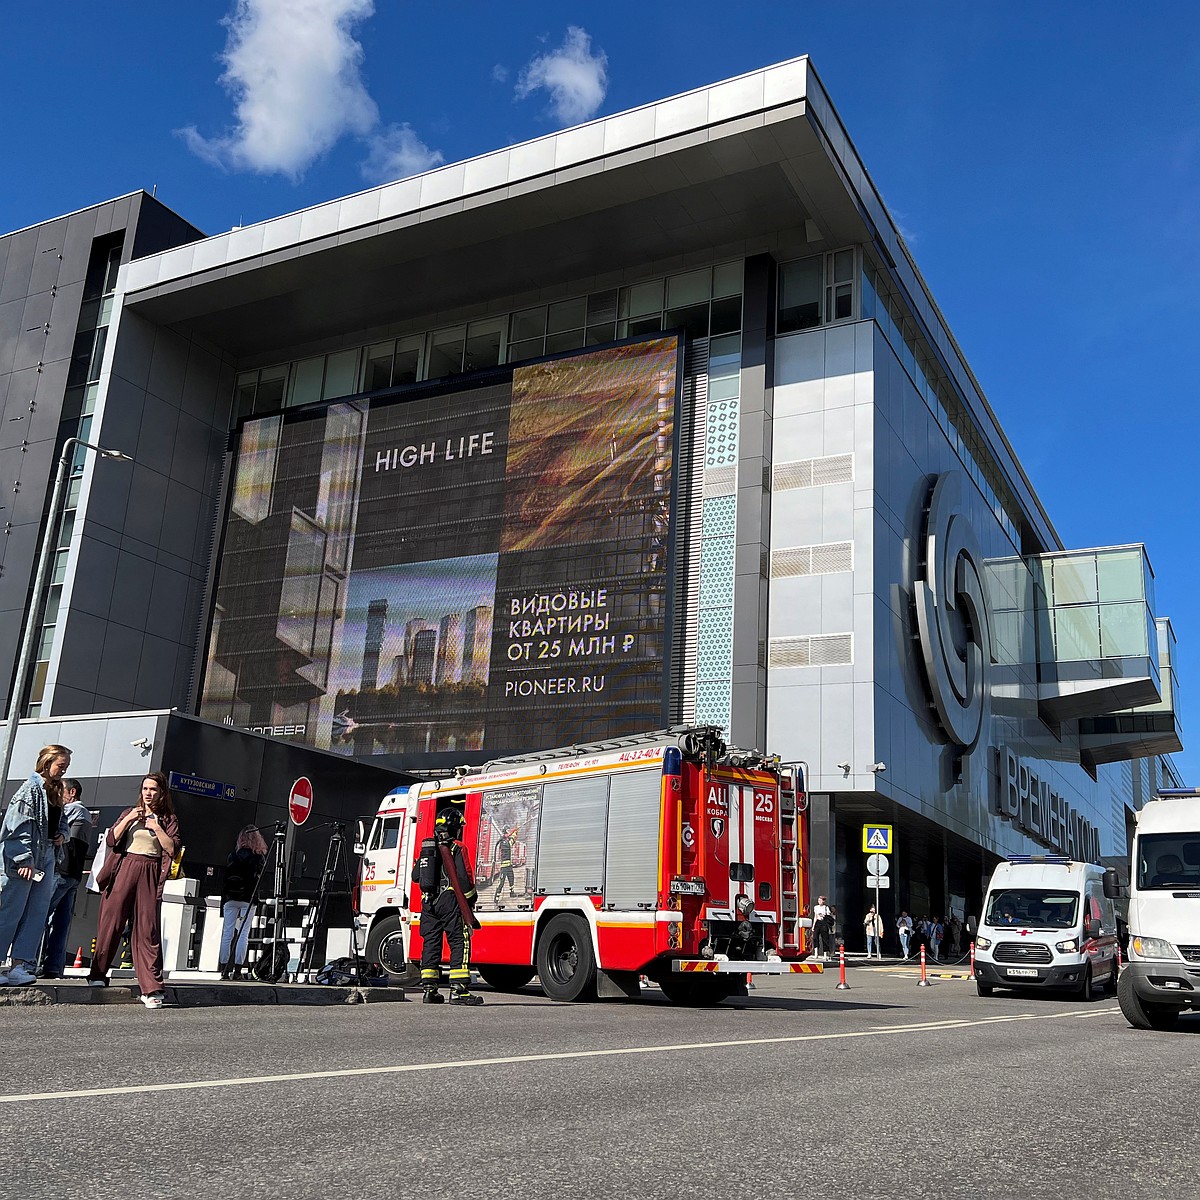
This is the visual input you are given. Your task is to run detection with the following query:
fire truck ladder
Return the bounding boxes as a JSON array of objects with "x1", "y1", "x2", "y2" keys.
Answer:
[
  {"x1": 778, "y1": 762, "x2": 808, "y2": 956},
  {"x1": 481, "y1": 725, "x2": 729, "y2": 770}
]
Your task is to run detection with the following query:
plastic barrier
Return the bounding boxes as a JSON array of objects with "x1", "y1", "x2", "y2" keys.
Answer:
[
  {"x1": 917, "y1": 943, "x2": 932, "y2": 987},
  {"x1": 835, "y1": 942, "x2": 851, "y2": 990}
]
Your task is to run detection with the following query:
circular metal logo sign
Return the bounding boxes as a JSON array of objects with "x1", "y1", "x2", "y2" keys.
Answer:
[{"x1": 912, "y1": 472, "x2": 993, "y2": 752}]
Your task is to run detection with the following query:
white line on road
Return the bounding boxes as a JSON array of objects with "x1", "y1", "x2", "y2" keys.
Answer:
[{"x1": 0, "y1": 1006, "x2": 1121, "y2": 1105}]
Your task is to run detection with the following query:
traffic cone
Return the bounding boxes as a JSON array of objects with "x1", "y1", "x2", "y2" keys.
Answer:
[
  {"x1": 969, "y1": 940, "x2": 975, "y2": 976},
  {"x1": 72, "y1": 946, "x2": 83, "y2": 969},
  {"x1": 917, "y1": 943, "x2": 932, "y2": 987},
  {"x1": 835, "y1": 942, "x2": 850, "y2": 990}
]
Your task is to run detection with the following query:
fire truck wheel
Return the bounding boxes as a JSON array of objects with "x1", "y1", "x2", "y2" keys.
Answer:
[
  {"x1": 365, "y1": 914, "x2": 415, "y2": 983},
  {"x1": 535, "y1": 913, "x2": 597, "y2": 1002},
  {"x1": 476, "y1": 965, "x2": 536, "y2": 993},
  {"x1": 656, "y1": 973, "x2": 733, "y2": 1007}
]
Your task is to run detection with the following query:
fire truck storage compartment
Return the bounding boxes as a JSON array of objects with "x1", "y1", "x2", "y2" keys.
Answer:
[{"x1": 534, "y1": 769, "x2": 661, "y2": 906}]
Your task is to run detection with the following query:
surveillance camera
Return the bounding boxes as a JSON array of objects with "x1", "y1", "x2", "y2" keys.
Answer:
[
  {"x1": 871, "y1": 762, "x2": 887, "y2": 773},
  {"x1": 837, "y1": 761, "x2": 851, "y2": 773},
  {"x1": 131, "y1": 737, "x2": 151, "y2": 750}
]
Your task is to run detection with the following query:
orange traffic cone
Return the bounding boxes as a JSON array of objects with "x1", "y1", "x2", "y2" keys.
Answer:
[{"x1": 73, "y1": 946, "x2": 83, "y2": 969}]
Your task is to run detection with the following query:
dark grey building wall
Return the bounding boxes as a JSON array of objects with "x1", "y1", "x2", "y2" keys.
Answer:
[
  {"x1": 0, "y1": 194, "x2": 204, "y2": 715},
  {"x1": 56, "y1": 313, "x2": 234, "y2": 714}
]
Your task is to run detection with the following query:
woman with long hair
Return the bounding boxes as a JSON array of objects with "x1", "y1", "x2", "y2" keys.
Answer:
[
  {"x1": 0, "y1": 744, "x2": 72, "y2": 986},
  {"x1": 88, "y1": 773, "x2": 180, "y2": 1009},
  {"x1": 219, "y1": 824, "x2": 268, "y2": 980}
]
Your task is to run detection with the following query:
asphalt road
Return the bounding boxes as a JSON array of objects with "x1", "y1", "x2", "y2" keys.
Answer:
[{"x1": 2, "y1": 964, "x2": 1196, "y2": 1199}]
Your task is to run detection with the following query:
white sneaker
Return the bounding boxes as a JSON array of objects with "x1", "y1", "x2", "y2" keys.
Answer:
[
  {"x1": 87, "y1": 979, "x2": 108, "y2": 988},
  {"x1": 140, "y1": 992, "x2": 164, "y2": 1009},
  {"x1": 2, "y1": 965, "x2": 37, "y2": 986}
]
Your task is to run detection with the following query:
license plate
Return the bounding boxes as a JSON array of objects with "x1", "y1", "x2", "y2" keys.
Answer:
[{"x1": 1006, "y1": 967, "x2": 1039, "y2": 978}]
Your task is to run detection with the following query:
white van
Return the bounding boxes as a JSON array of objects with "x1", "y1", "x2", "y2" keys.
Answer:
[
  {"x1": 1104, "y1": 789, "x2": 1200, "y2": 1030},
  {"x1": 973, "y1": 856, "x2": 1119, "y2": 998}
]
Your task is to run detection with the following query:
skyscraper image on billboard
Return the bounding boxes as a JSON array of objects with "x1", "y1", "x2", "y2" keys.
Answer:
[{"x1": 198, "y1": 336, "x2": 680, "y2": 762}]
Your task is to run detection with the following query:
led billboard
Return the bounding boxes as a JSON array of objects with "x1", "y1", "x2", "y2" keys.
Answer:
[{"x1": 199, "y1": 336, "x2": 680, "y2": 762}]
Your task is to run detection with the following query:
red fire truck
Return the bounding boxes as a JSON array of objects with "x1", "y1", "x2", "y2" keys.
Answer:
[{"x1": 355, "y1": 727, "x2": 821, "y2": 1004}]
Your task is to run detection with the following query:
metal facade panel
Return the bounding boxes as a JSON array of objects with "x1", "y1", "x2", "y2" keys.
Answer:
[
  {"x1": 536, "y1": 775, "x2": 609, "y2": 893},
  {"x1": 603, "y1": 769, "x2": 663, "y2": 909}
]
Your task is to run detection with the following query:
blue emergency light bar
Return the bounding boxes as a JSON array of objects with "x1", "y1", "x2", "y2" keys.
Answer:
[
  {"x1": 1156, "y1": 788, "x2": 1200, "y2": 798},
  {"x1": 1005, "y1": 854, "x2": 1072, "y2": 865}
]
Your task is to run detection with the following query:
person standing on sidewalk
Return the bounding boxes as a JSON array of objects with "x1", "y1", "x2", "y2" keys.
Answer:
[
  {"x1": 39, "y1": 777, "x2": 93, "y2": 977},
  {"x1": 0, "y1": 745, "x2": 72, "y2": 986},
  {"x1": 896, "y1": 911, "x2": 913, "y2": 959},
  {"x1": 863, "y1": 906, "x2": 884, "y2": 959},
  {"x1": 219, "y1": 825, "x2": 267, "y2": 979},
  {"x1": 811, "y1": 894, "x2": 831, "y2": 959},
  {"x1": 88, "y1": 773, "x2": 180, "y2": 1009}
]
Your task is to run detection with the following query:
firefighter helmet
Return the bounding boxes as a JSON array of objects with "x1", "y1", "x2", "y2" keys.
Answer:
[{"x1": 434, "y1": 806, "x2": 464, "y2": 842}]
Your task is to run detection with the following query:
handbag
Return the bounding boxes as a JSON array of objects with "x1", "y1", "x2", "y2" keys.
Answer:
[
  {"x1": 168, "y1": 843, "x2": 185, "y2": 881},
  {"x1": 93, "y1": 838, "x2": 122, "y2": 893}
]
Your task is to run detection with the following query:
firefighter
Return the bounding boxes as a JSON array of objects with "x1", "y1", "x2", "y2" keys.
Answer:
[
  {"x1": 493, "y1": 827, "x2": 517, "y2": 903},
  {"x1": 411, "y1": 805, "x2": 484, "y2": 1005}
]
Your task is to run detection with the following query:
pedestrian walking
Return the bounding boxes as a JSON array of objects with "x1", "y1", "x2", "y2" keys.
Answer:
[
  {"x1": 897, "y1": 911, "x2": 913, "y2": 959},
  {"x1": 930, "y1": 916, "x2": 944, "y2": 962},
  {"x1": 863, "y1": 906, "x2": 884, "y2": 959},
  {"x1": 0, "y1": 745, "x2": 72, "y2": 985},
  {"x1": 812, "y1": 894, "x2": 831, "y2": 959}
]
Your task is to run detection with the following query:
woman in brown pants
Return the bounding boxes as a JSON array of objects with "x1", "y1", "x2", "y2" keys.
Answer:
[{"x1": 88, "y1": 773, "x2": 180, "y2": 1009}]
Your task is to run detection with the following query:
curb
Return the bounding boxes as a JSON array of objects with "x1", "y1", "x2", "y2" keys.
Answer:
[{"x1": 0, "y1": 981, "x2": 411, "y2": 1008}]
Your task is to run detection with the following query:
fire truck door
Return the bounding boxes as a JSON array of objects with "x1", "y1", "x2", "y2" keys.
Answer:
[{"x1": 726, "y1": 783, "x2": 757, "y2": 906}]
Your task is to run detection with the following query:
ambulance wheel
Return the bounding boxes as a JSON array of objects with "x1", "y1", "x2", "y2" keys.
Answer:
[
  {"x1": 365, "y1": 914, "x2": 416, "y2": 984},
  {"x1": 536, "y1": 913, "x2": 597, "y2": 1002},
  {"x1": 1075, "y1": 965, "x2": 1095, "y2": 1001},
  {"x1": 657, "y1": 973, "x2": 732, "y2": 1007},
  {"x1": 477, "y1": 965, "x2": 536, "y2": 993}
]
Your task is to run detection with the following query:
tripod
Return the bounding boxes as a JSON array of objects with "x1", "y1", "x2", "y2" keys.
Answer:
[{"x1": 294, "y1": 823, "x2": 367, "y2": 987}]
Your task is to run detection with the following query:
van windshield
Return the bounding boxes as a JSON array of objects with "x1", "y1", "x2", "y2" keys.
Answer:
[
  {"x1": 1137, "y1": 833, "x2": 1200, "y2": 890},
  {"x1": 984, "y1": 889, "x2": 1078, "y2": 929}
]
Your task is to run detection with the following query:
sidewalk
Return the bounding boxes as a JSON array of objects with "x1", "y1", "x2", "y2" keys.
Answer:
[{"x1": 0, "y1": 978, "x2": 410, "y2": 1008}]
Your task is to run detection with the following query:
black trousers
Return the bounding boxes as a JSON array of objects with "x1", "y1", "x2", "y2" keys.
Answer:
[{"x1": 419, "y1": 890, "x2": 473, "y2": 987}]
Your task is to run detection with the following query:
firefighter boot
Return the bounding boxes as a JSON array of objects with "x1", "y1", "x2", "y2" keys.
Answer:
[
  {"x1": 422, "y1": 986, "x2": 445, "y2": 1004},
  {"x1": 448, "y1": 983, "x2": 484, "y2": 1006}
]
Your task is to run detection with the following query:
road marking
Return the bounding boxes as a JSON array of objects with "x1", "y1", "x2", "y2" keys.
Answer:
[{"x1": 0, "y1": 1006, "x2": 1121, "y2": 1105}]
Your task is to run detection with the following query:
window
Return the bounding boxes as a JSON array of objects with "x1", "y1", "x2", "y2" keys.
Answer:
[{"x1": 778, "y1": 256, "x2": 822, "y2": 332}]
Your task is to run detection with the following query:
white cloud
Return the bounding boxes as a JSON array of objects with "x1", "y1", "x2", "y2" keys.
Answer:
[
  {"x1": 492, "y1": 64, "x2": 509, "y2": 84},
  {"x1": 361, "y1": 123, "x2": 444, "y2": 184},
  {"x1": 515, "y1": 26, "x2": 608, "y2": 124},
  {"x1": 179, "y1": 0, "x2": 380, "y2": 180}
]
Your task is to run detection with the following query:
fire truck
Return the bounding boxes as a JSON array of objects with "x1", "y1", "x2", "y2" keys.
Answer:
[{"x1": 355, "y1": 726, "x2": 821, "y2": 1004}]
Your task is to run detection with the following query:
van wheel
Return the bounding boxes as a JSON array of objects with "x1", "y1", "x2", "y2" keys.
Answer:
[
  {"x1": 365, "y1": 914, "x2": 417, "y2": 985},
  {"x1": 976, "y1": 981, "x2": 994, "y2": 997},
  {"x1": 1076, "y1": 965, "x2": 1095, "y2": 1001},
  {"x1": 476, "y1": 965, "x2": 535, "y2": 993},
  {"x1": 536, "y1": 913, "x2": 597, "y2": 1002},
  {"x1": 1118, "y1": 967, "x2": 1180, "y2": 1030}
]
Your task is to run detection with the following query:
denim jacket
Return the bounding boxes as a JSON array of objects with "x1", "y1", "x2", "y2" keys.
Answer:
[{"x1": 1, "y1": 772, "x2": 52, "y2": 872}]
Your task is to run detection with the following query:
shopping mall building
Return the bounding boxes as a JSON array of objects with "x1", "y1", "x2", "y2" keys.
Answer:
[{"x1": 0, "y1": 57, "x2": 1183, "y2": 923}]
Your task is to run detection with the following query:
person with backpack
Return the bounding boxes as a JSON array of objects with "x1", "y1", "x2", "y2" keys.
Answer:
[{"x1": 219, "y1": 825, "x2": 267, "y2": 980}]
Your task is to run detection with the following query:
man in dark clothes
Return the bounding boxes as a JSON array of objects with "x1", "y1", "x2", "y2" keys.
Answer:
[{"x1": 412, "y1": 806, "x2": 484, "y2": 1006}]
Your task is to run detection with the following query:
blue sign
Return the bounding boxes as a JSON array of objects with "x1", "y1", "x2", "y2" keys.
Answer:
[{"x1": 168, "y1": 771, "x2": 238, "y2": 801}]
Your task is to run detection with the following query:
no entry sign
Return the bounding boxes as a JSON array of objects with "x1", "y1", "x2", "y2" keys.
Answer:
[{"x1": 289, "y1": 776, "x2": 314, "y2": 826}]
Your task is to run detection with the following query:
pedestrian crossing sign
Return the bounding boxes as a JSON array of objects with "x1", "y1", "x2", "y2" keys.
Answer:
[{"x1": 863, "y1": 824, "x2": 893, "y2": 853}]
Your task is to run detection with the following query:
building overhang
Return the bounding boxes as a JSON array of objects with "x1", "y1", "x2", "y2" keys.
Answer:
[{"x1": 120, "y1": 61, "x2": 871, "y2": 358}]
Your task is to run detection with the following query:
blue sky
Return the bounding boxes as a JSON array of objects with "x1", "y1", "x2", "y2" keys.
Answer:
[{"x1": 3, "y1": 2, "x2": 1198, "y2": 777}]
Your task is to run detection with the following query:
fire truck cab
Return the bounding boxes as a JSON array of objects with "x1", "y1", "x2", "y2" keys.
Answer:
[{"x1": 355, "y1": 727, "x2": 820, "y2": 1004}]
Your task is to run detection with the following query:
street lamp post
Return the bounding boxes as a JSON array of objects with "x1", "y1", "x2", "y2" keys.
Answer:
[{"x1": 0, "y1": 437, "x2": 133, "y2": 797}]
